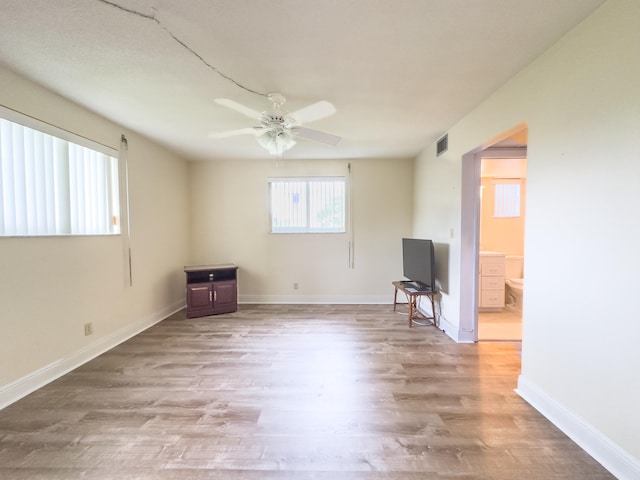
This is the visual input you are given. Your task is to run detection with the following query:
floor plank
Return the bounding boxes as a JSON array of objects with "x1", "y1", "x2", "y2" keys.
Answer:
[{"x1": 0, "y1": 304, "x2": 614, "y2": 479}]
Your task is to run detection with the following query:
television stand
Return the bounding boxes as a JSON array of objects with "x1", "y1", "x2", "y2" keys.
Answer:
[
  {"x1": 392, "y1": 281, "x2": 438, "y2": 328},
  {"x1": 184, "y1": 264, "x2": 238, "y2": 318}
]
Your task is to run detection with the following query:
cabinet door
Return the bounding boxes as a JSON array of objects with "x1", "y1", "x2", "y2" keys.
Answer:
[
  {"x1": 186, "y1": 283, "x2": 213, "y2": 317},
  {"x1": 212, "y1": 280, "x2": 237, "y2": 314}
]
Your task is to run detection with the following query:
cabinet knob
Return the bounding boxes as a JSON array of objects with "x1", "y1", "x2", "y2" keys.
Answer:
[{"x1": 209, "y1": 290, "x2": 212, "y2": 302}]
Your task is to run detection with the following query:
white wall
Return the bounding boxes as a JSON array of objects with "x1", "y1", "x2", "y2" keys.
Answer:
[
  {"x1": 413, "y1": 0, "x2": 640, "y2": 475},
  {"x1": 189, "y1": 157, "x2": 414, "y2": 303},
  {"x1": 0, "y1": 66, "x2": 190, "y2": 402}
]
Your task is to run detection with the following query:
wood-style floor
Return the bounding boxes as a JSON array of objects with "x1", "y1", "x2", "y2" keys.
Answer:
[{"x1": 0, "y1": 304, "x2": 614, "y2": 479}]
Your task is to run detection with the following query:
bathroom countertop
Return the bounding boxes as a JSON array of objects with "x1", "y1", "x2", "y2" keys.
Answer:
[{"x1": 479, "y1": 251, "x2": 506, "y2": 256}]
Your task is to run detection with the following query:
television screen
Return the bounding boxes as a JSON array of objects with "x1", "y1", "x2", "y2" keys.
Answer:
[{"x1": 402, "y1": 238, "x2": 436, "y2": 291}]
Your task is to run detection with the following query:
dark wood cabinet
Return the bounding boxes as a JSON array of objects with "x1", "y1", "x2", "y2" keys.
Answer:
[
  {"x1": 184, "y1": 264, "x2": 238, "y2": 318},
  {"x1": 211, "y1": 280, "x2": 237, "y2": 313}
]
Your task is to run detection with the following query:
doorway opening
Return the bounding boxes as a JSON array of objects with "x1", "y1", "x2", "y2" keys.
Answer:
[
  {"x1": 459, "y1": 124, "x2": 528, "y2": 343},
  {"x1": 477, "y1": 148, "x2": 527, "y2": 340}
]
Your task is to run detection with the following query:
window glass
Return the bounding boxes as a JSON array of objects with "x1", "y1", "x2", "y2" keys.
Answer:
[
  {"x1": 493, "y1": 181, "x2": 521, "y2": 218},
  {"x1": 269, "y1": 177, "x2": 345, "y2": 233}
]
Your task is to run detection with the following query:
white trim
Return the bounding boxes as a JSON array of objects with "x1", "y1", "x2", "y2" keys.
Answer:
[
  {"x1": 239, "y1": 294, "x2": 391, "y2": 304},
  {"x1": 460, "y1": 151, "x2": 482, "y2": 342},
  {"x1": 435, "y1": 314, "x2": 458, "y2": 340},
  {"x1": 0, "y1": 300, "x2": 184, "y2": 411},
  {"x1": 481, "y1": 146, "x2": 527, "y2": 159},
  {"x1": 516, "y1": 375, "x2": 640, "y2": 480},
  {"x1": 424, "y1": 310, "x2": 475, "y2": 343}
]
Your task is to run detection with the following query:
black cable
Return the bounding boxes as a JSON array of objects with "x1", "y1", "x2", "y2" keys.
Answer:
[{"x1": 95, "y1": 0, "x2": 268, "y2": 98}]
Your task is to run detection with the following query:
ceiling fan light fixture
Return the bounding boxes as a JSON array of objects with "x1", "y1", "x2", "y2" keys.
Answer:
[{"x1": 257, "y1": 128, "x2": 296, "y2": 155}]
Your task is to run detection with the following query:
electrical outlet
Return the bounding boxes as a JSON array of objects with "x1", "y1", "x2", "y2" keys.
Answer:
[
  {"x1": 84, "y1": 322, "x2": 93, "y2": 336},
  {"x1": 293, "y1": 282, "x2": 299, "y2": 290}
]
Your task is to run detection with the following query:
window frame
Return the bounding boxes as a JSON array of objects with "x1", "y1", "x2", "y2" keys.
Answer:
[
  {"x1": 492, "y1": 179, "x2": 522, "y2": 218},
  {"x1": 0, "y1": 106, "x2": 121, "y2": 238},
  {"x1": 268, "y1": 176, "x2": 347, "y2": 234}
]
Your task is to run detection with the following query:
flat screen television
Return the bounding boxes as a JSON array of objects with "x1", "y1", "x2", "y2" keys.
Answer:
[{"x1": 402, "y1": 238, "x2": 436, "y2": 291}]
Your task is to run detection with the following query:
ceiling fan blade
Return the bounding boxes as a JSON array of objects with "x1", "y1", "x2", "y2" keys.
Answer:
[
  {"x1": 291, "y1": 126, "x2": 341, "y2": 146},
  {"x1": 208, "y1": 127, "x2": 263, "y2": 139},
  {"x1": 214, "y1": 98, "x2": 262, "y2": 120},
  {"x1": 289, "y1": 101, "x2": 336, "y2": 125}
]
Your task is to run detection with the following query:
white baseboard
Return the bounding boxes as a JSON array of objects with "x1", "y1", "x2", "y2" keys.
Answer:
[
  {"x1": 435, "y1": 314, "x2": 458, "y2": 341},
  {"x1": 0, "y1": 300, "x2": 185, "y2": 411},
  {"x1": 414, "y1": 304, "x2": 475, "y2": 343},
  {"x1": 455, "y1": 326, "x2": 476, "y2": 343},
  {"x1": 239, "y1": 294, "x2": 392, "y2": 304},
  {"x1": 516, "y1": 375, "x2": 640, "y2": 480}
]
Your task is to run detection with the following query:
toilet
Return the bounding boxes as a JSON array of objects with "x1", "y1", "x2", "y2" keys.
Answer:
[{"x1": 505, "y1": 255, "x2": 524, "y2": 312}]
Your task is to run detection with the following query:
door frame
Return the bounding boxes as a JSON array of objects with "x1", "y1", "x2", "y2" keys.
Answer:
[{"x1": 459, "y1": 124, "x2": 528, "y2": 342}]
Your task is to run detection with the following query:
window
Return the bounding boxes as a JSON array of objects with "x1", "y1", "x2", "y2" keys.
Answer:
[
  {"x1": 493, "y1": 180, "x2": 521, "y2": 218},
  {"x1": 269, "y1": 177, "x2": 346, "y2": 233},
  {"x1": 0, "y1": 114, "x2": 120, "y2": 236}
]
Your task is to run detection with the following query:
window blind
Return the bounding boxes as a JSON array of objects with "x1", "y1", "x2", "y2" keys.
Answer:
[
  {"x1": 269, "y1": 177, "x2": 346, "y2": 233},
  {"x1": 0, "y1": 116, "x2": 120, "y2": 236},
  {"x1": 493, "y1": 180, "x2": 521, "y2": 218}
]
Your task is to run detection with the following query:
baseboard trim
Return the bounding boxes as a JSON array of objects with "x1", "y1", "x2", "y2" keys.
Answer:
[
  {"x1": 0, "y1": 300, "x2": 185, "y2": 411},
  {"x1": 516, "y1": 375, "x2": 640, "y2": 480},
  {"x1": 239, "y1": 294, "x2": 392, "y2": 304},
  {"x1": 414, "y1": 304, "x2": 474, "y2": 343},
  {"x1": 435, "y1": 314, "x2": 458, "y2": 341}
]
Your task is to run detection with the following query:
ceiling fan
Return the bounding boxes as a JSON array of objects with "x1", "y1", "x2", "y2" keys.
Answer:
[{"x1": 209, "y1": 93, "x2": 341, "y2": 155}]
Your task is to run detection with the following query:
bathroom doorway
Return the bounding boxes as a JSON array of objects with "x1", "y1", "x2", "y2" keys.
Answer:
[
  {"x1": 477, "y1": 131, "x2": 527, "y2": 341},
  {"x1": 458, "y1": 123, "x2": 528, "y2": 342}
]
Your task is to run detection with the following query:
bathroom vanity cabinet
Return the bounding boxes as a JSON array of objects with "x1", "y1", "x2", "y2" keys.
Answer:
[{"x1": 479, "y1": 252, "x2": 505, "y2": 311}]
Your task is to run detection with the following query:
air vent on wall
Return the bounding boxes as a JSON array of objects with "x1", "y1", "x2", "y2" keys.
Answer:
[{"x1": 436, "y1": 134, "x2": 448, "y2": 156}]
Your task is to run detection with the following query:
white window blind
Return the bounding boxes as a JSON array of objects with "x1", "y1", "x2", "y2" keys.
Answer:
[
  {"x1": 493, "y1": 180, "x2": 521, "y2": 218},
  {"x1": 0, "y1": 115, "x2": 120, "y2": 236},
  {"x1": 269, "y1": 177, "x2": 346, "y2": 233}
]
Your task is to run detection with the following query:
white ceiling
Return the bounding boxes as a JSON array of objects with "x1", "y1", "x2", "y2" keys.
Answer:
[{"x1": 0, "y1": 0, "x2": 605, "y2": 161}]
